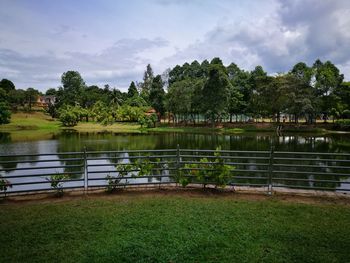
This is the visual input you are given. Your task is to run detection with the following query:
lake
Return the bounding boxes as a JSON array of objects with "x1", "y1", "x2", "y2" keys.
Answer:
[
  {"x1": 0, "y1": 131, "x2": 350, "y2": 193},
  {"x1": 1, "y1": 131, "x2": 350, "y2": 154}
]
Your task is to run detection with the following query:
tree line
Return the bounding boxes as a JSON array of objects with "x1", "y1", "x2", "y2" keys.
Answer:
[
  {"x1": 166, "y1": 58, "x2": 350, "y2": 125},
  {"x1": 1, "y1": 57, "x2": 349, "y2": 126}
]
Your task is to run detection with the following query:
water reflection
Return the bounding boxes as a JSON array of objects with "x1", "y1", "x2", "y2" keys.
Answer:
[{"x1": 0, "y1": 131, "x2": 349, "y2": 193}]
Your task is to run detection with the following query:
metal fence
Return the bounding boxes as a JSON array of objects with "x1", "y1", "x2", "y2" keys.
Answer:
[{"x1": 0, "y1": 146, "x2": 349, "y2": 196}]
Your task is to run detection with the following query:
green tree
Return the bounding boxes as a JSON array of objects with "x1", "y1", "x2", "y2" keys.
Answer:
[
  {"x1": 228, "y1": 86, "x2": 244, "y2": 122},
  {"x1": 166, "y1": 79, "x2": 194, "y2": 123},
  {"x1": 109, "y1": 88, "x2": 124, "y2": 107},
  {"x1": 313, "y1": 60, "x2": 344, "y2": 121},
  {"x1": 125, "y1": 95, "x2": 148, "y2": 107},
  {"x1": 288, "y1": 63, "x2": 316, "y2": 123},
  {"x1": 0, "y1": 79, "x2": 15, "y2": 93},
  {"x1": 330, "y1": 108, "x2": 340, "y2": 123},
  {"x1": 58, "y1": 71, "x2": 86, "y2": 106},
  {"x1": 335, "y1": 81, "x2": 350, "y2": 113},
  {"x1": 127, "y1": 81, "x2": 138, "y2": 98},
  {"x1": 58, "y1": 105, "x2": 80, "y2": 126},
  {"x1": 25, "y1": 88, "x2": 39, "y2": 111},
  {"x1": 140, "y1": 64, "x2": 154, "y2": 101},
  {"x1": 10, "y1": 89, "x2": 26, "y2": 108},
  {"x1": 0, "y1": 88, "x2": 7, "y2": 103},
  {"x1": 149, "y1": 75, "x2": 165, "y2": 120},
  {"x1": 201, "y1": 64, "x2": 231, "y2": 126},
  {"x1": 247, "y1": 66, "x2": 267, "y2": 118},
  {"x1": 227, "y1": 63, "x2": 244, "y2": 122},
  {"x1": 45, "y1": 88, "x2": 57, "y2": 96},
  {"x1": 0, "y1": 102, "x2": 11, "y2": 124}
]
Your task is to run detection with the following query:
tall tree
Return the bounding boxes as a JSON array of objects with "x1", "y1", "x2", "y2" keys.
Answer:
[
  {"x1": 8, "y1": 89, "x2": 26, "y2": 108},
  {"x1": 140, "y1": 64, "x2": 154, "y2": 101},
  {"x1": 226, "y1": 63, "x2": 244, "y2": 121},
  {"x1": 45, "y1": 88, "x2": 57, "y2": 96},
  {"x1": 0, "y1": 79, "x2": 15, "y2": 93},
  {"x1": 161, "y1": 68, "x2": 171, "y2": 91},
  {"x1": 127, "y1": 81, "x2": 138, "y2": 98},
  {"x1": 335, "y1": 82, "x2": 350, "y2": 112},
  {"x1": 0, "y1": 88, "x2": 8, "y2": 103},
  {"x1": 201, "y1": 64, "x2": 231, "y2": 126},
  {"x1": 248, "y1": 66, "x2": 267, "y2": 118},
  {"x1": 288, "y1": 62, "x2": 316, "y2": 123},
  {"x1": 149, "y1": 75, "x2": 165, "y2": 120},
  {"x1": 313, "y1": 60, "x2": 344, "y2": 120},
  {"x1": 59, "y1": 71, "x2": 86, "y2": 106},
  {"x1": 166, "y1": 79, "x2": 194, "y2": 123},
  {"x1": 228, "y1": 86, "x2": 244, "y2": 122},
  {"x1": 25, "y1": 88, "x2": 39, "y2": 111},
  {"x1": 109, "y1": 88, "x2": 124, "y2": 107}
]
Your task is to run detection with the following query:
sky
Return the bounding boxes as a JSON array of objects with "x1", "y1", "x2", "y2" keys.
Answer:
[{"x1": 0, "y1": 0, "x2": 350, "y2": 92}]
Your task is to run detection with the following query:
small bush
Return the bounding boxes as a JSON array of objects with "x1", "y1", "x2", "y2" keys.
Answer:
[
  {"x1": 47, "y1": 174, "x2": 68, "y2": 197},
  {"x1": 59, "y1": 107, "x2": 79, "y2": 127},
  {"x1": 0, "y1": 176, "x2": 12, "y2": 197},
  {"x1": 335, "y1": 119, "x2": 350, "y2": 125},
  {"x1": 106, "y1": 174, "x2": 122, "y2": 193},
  {"x1": 138, "y1": 113, "x2": 157, "y2": 128},
  {"x1": 106, "y1": 164, "x2": 135, "y2": 193},
  {"x1": 180, "y1": 147, "x2": 235, "y2": 188},
  {"x1": 135, "y1": 157, "x2": 155, "y2": 176},
  {"x1": 334, "y1": 119, "x2": 350, "y2": 131}
]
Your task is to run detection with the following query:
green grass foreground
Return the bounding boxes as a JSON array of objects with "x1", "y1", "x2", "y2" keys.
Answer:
[{"x1": 1, "y1": 193, "x2": 350, "y2": 262}]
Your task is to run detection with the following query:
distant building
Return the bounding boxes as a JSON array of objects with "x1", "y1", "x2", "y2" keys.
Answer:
[
  {"x1": 145, "y1": 108, "x2": 157, "y2": 116},
  {"x1": 36, "y1": 95, "x2": 57, "y2": 108}
]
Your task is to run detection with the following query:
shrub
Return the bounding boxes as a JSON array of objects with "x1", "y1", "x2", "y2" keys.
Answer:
[
  {"x1": 335, "y1": 119, "x2": 350, "y2": 125},
  {"x1": 138, "y1": 115, "x2": 147, "y2": 128},
  {"x1": 58, "y1": 106, "x2": 79, "y2": 127},
  {"x1": 0, "y1": 175, "x2": 12, "y2": 197},
  {"x1": 135, "y1": 157, "x2": 155, "y2": 176},
  {"x1": 334, "y1": 119, "x2": 350, "y2": 131},
  {"x1": 47, "y1": 174, "x2": 68, "y2": 197},
  {"x1": 106, "y1": 174, "x2": 122, "y2": 193},
  {"x1": 138, "y1": 113, "x2": 157, "y2": 128},
  {"x1": 181, "y1": 147, "x2": 235, "y2": 188},
  {"x1": 106, "y1": 164, "x2": 135, "y2": 192}
]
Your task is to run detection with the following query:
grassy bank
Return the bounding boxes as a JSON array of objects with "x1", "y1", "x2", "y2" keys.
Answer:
[
  {"x1": 0, "y1": 112, "x2": 60, "y2": 132},
  {"x1": 143, "y1": 126, "x2": 246, "y2": 134},
  {"x1": 1, "y1": 193, "x2": 350, "y2": 262},
  {"x1": 67, "y1": 122, "x2": 141, "y2": 133},
  {"x1": 0, "y1": 112, "x2": 342, "y2": 135}
]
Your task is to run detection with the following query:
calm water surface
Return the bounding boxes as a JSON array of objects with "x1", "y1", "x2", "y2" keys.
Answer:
[
  {"x1": 0, "y1": 131, "x2": 349, "y2": 193},
  {"x1": 1, "y1": 131, "x2": 350, "y2": 154}
]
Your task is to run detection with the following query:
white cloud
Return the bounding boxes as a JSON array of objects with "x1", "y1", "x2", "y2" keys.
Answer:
[
  {"x1": 161, "y1": 0, "x2": 350, "y2": 77},
  {"x1": 0, "y1": 38, "x2": 168, "y2": 91},
  {"x1": 1, "y1": 0, "x2": 350, "y2": 92}
]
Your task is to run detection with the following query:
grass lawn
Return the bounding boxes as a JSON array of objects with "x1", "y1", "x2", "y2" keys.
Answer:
[
  {"x1": 1, "y1": 192, "x2": 350, "y2": 262},
  {"x1": 71, "y1": 121, "x2": 141, "y2": 133},
  {"x1": 0, "y1": 112, "x2": 60, "y2": 132}
]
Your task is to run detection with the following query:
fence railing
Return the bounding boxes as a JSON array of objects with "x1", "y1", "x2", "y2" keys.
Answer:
[{"x1": 0, "y1": 146, "x2": 349, "y2": 196}]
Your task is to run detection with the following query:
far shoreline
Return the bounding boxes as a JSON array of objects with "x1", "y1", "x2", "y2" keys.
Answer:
[{"x1": 1, "y1": 112, "x2": 350, "y2": 141}]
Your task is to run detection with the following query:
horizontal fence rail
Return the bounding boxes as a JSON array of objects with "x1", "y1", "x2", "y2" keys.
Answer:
[{"x1": 0, "y1": 147, "x2": 349, "y2": 196}]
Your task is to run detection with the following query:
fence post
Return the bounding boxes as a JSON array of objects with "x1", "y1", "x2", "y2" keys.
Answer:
[
  {"x1": 83, "y1": 146, "x2": 88, "y2": 195},
  {"x1": 268, "y1": 146, "x2": 274, "y2": 195},
  {"x1": 176, "y1": 144, "x2": 180, "y2": 187}
]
